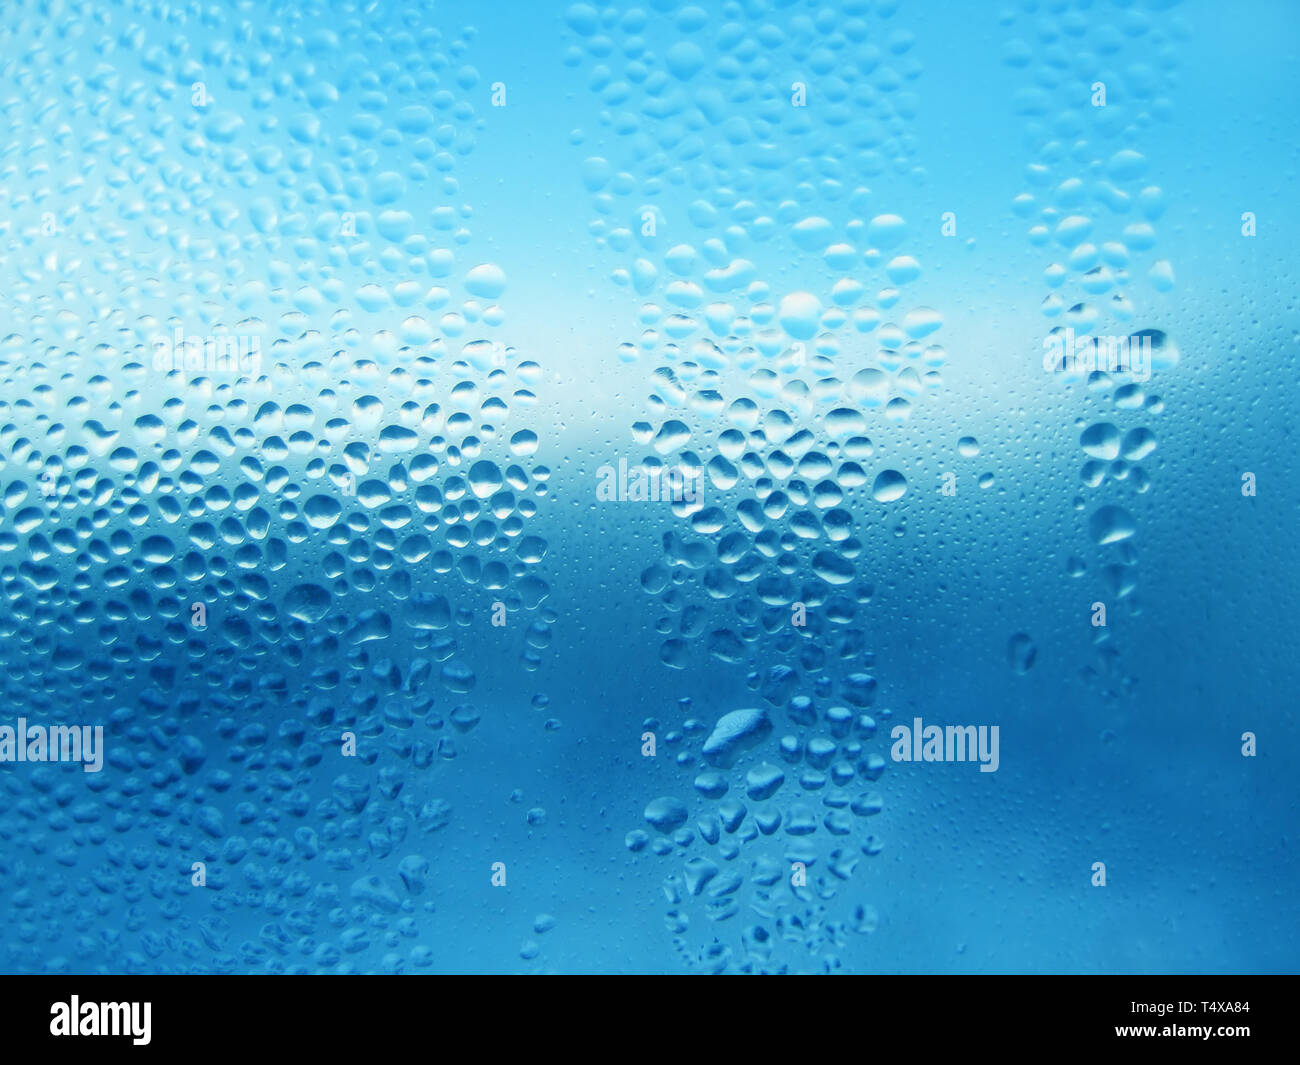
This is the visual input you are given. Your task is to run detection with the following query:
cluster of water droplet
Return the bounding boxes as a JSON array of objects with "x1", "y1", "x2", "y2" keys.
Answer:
[
  {"x1": 0, "y1": 2, "x2": 553, "y2": 973},
  {"x1": 565, "y1": 0, "x2": 937, "y2": 972},
  {"x1": 1002, "y1": 0, "x2": 1183, "y2": 693}
]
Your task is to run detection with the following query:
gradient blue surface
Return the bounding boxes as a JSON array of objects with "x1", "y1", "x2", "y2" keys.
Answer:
[{"x1": 0, "y1": 0, "x2": 1296, "y2": 974}]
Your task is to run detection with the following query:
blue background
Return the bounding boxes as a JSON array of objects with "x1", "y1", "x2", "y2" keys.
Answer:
[{"x1": 0, "y1": 0, "x2": 1296, "y2": 974}]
